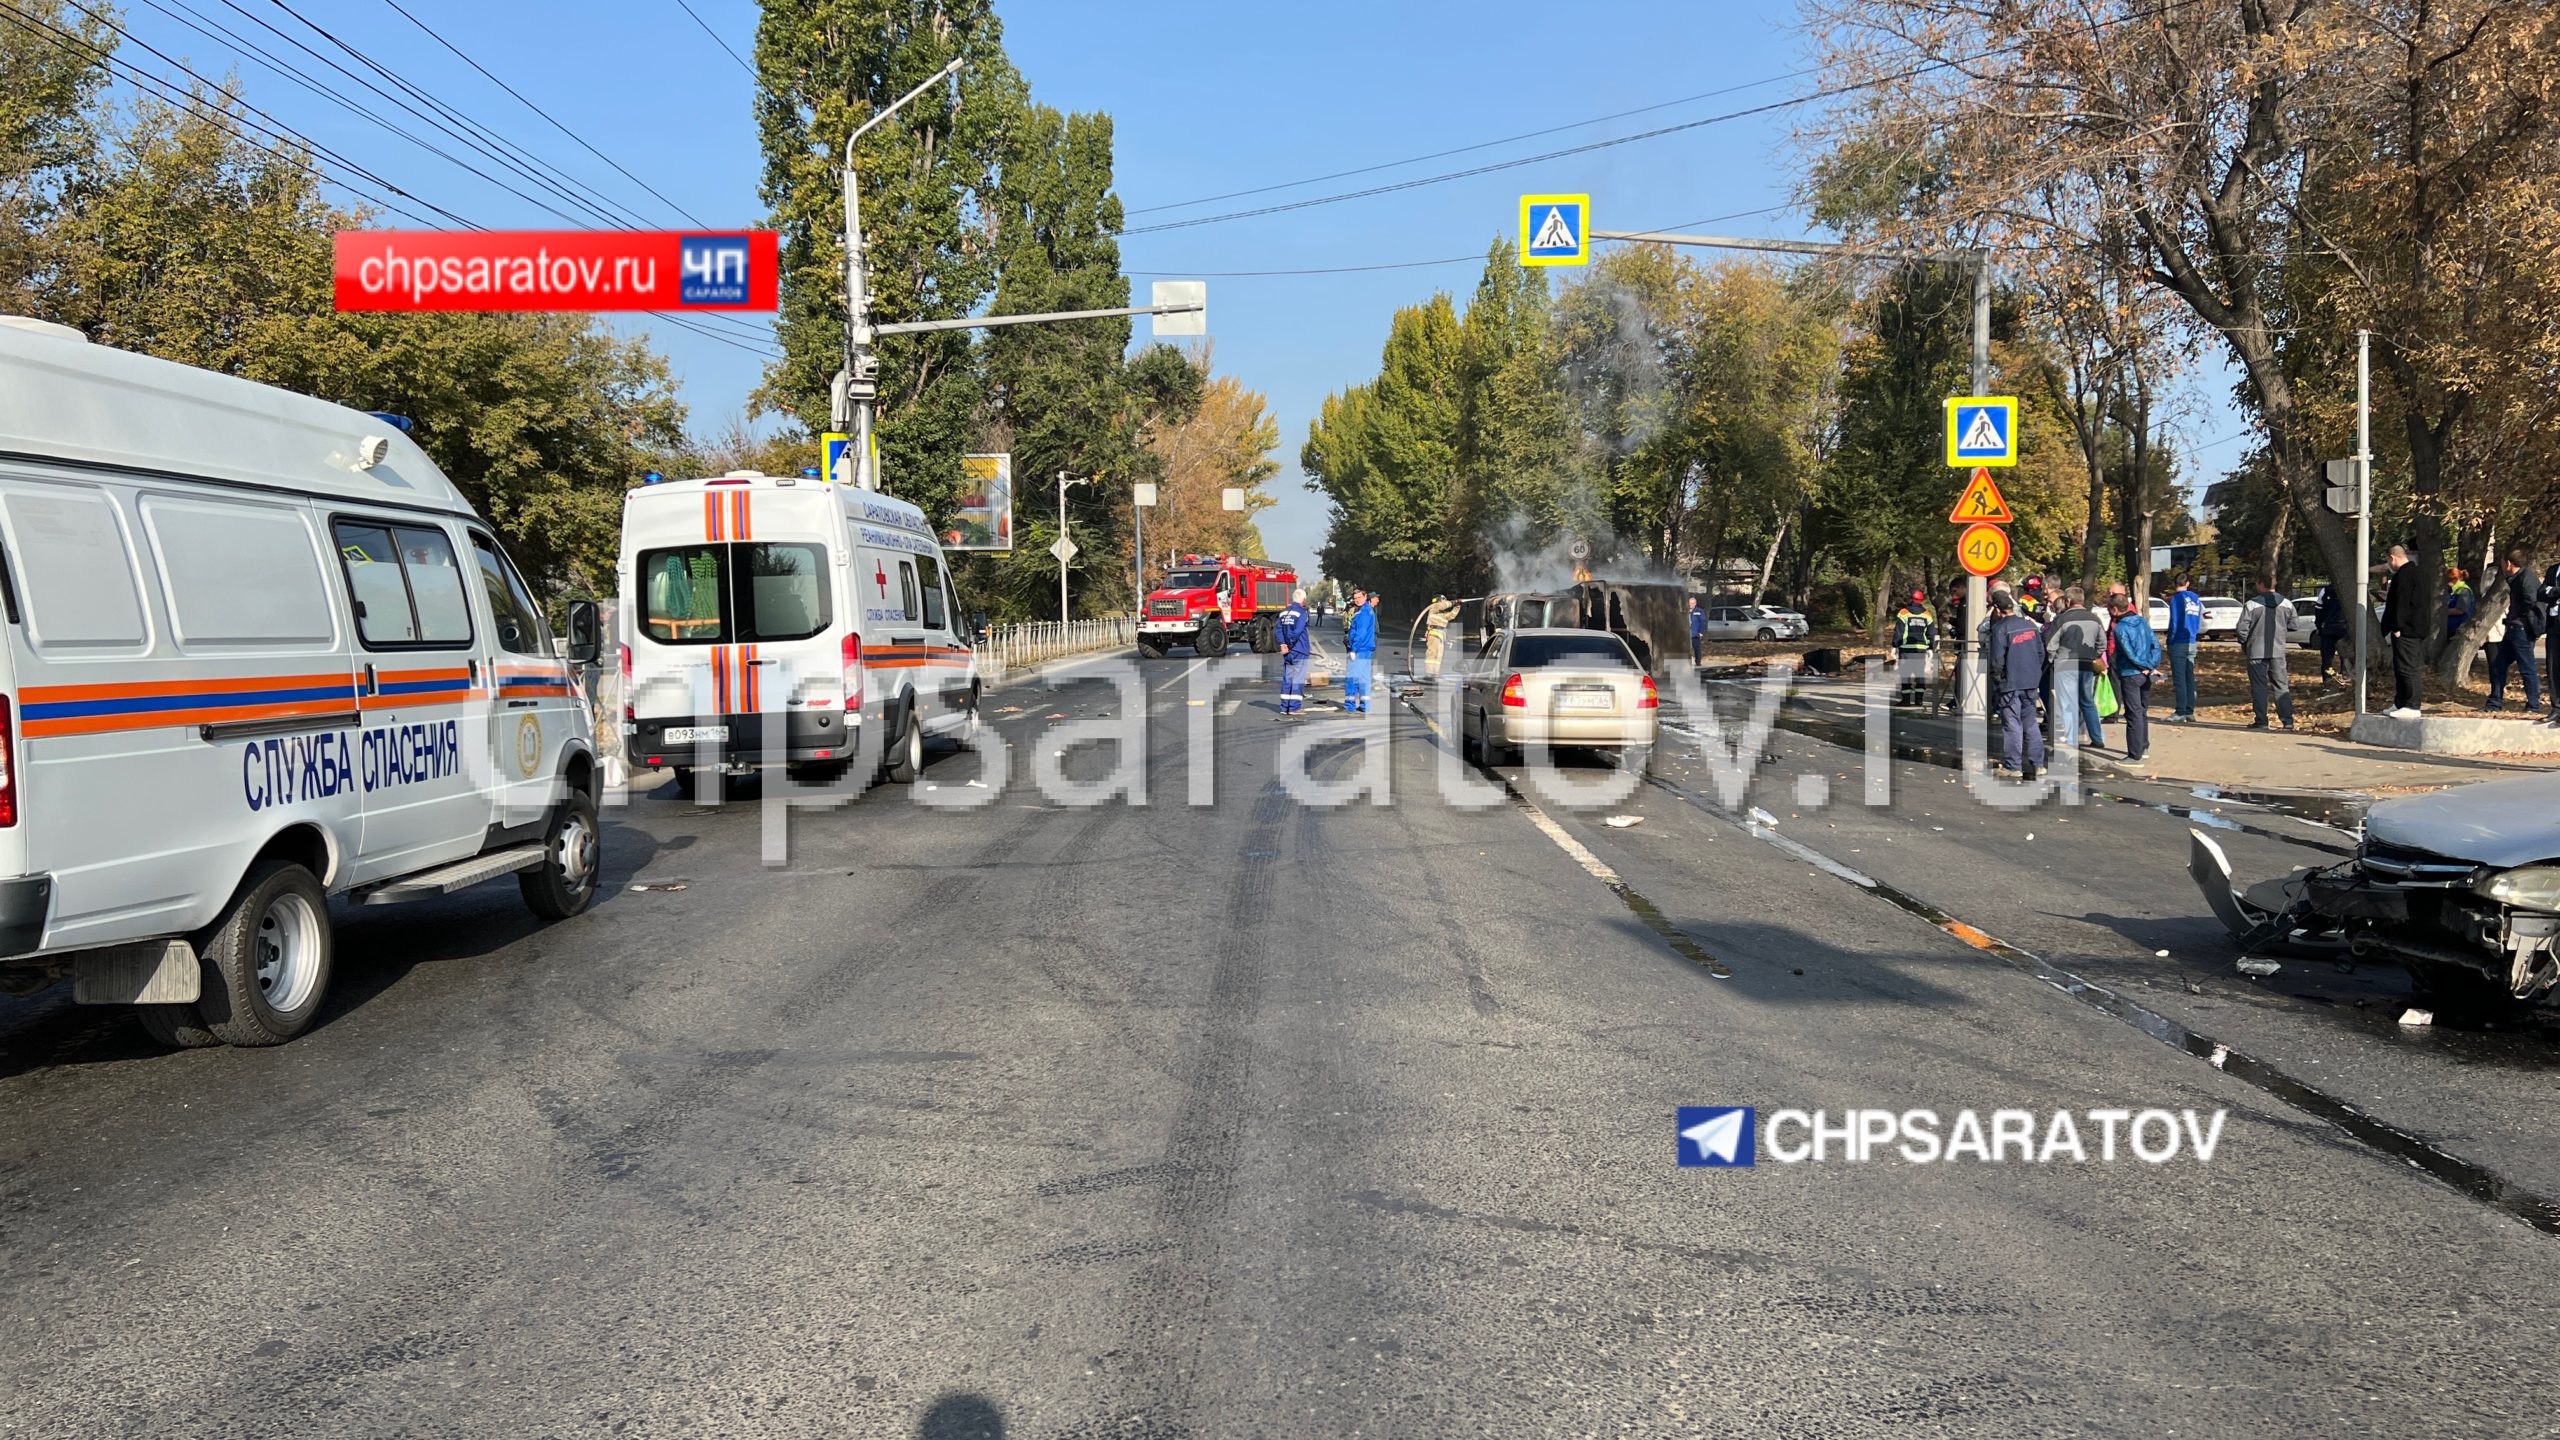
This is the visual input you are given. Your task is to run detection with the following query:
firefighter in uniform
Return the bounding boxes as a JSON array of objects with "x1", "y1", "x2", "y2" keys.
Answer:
[
  {"x1": 1275, "y1": 589, "x2": 1311, "y2": 718},
  {"x1": 1892, "y1": 588, "x2": 1936, "y2": 707}
]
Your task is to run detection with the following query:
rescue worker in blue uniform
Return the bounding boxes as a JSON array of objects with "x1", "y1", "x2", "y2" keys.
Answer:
[
  {"x1": 1891, "y1": 588, "x2": 1936, "y2": 707},
  {"x1": 1344, "y1": 589, "x2": 1378, "y2": 713},
  {"x1": 1984, "y1": 590, "x2": 2047, "y2": 781},
  {"x1": 1274, "y1": 589, "x2": 1311, "y2": 718}
]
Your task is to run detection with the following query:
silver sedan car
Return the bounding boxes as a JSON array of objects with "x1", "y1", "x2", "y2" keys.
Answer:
[{"x1": 1459, "y1": 628, "x2": 1660, "y2": 765}]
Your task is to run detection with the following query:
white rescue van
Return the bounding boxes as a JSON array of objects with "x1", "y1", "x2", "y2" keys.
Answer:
[
  {"x1": 0, "y1": 317, "x2": 605, "y2": 1046},
  {"x1": 619, "y1": 472, "x2": 979, "y2": 793}
]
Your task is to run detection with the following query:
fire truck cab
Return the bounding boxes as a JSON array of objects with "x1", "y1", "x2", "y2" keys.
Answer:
[{"x1": 1137, "y1": 555, "x2": 1298, "y2": 658}]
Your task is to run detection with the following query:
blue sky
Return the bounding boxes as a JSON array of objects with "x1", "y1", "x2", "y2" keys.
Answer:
[{"x1": 110, "y1": 0, "x2": 2236, "y2": 574}]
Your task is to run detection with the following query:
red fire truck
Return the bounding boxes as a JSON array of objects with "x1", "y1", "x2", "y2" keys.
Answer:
[{"x1": 1137, "y1": 554, "x2": 1300, "y2": 658}]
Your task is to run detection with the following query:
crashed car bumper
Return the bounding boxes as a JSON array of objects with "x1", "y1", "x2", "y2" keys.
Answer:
[{"x1": 2189, "y1": 829, "x2": 2560, "y2": 1001}]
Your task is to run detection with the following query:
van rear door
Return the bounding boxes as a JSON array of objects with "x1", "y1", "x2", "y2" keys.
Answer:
[{"x1": 631, "y1": 485, "x2": 839, "y2": 753}]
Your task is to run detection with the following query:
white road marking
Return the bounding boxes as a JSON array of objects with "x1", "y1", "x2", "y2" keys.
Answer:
[{"x1": 1153, "y1": 658, "x2": 1205, "y2": 693}]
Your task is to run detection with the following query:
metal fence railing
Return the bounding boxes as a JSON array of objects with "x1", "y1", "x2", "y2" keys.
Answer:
[{"x1": 978, "y1": 616, "x2": 1138, "y2": 684}]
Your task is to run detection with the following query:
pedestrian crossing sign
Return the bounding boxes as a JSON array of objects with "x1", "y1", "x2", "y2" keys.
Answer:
[
  {"x1": 1519, "y1": 194, "x2": 1590, "y2": 267},
  {"x1": 1944, "y1": 396, "x2": 2018, "y2": 467},
  {"x1": 822, "y1": 431, "x2": 854, "y2": 486}
]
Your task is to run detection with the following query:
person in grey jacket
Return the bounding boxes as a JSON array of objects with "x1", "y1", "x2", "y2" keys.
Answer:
[
  {"x1": 2234, "y1": 573, "x2": 2297, "y2": 730},
  {"x1": 2041, "y1": 586, "x2": 2107, "y2": 749}
]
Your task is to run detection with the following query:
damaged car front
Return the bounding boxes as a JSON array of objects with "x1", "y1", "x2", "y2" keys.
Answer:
[{"x1": 2191, "y1": 772, "x2": 2560, "y2": 1011}]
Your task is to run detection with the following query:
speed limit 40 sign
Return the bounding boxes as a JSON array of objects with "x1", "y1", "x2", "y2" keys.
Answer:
[{"x1": 1956, "y1": 522, "x2": 2011, "y2": 577}]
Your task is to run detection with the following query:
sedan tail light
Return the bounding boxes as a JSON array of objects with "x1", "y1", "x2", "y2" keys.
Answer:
[
  {"x1": 1638, "y1": 675, "x2": 1660, "y2": 709},
  {"x1": 1500, "y1": 673, "x2": 1526, "y2": 708},
  {"x1": 841, "y1": 632, "x2": 864, "y2": 709}
]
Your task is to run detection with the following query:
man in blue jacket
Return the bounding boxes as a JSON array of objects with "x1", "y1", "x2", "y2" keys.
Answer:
[
  {"x1": 1344, "y1": 589, "x2": 1378, "y2": 714},
  {"x1": 2109, "y1": 591, "x2": 2163, "y2": 764},
  {"x1": 2163, "y1": 573, "x2": 2204, "y2": 722},
  {"x1": 1983, "y1": 592, "x2": 2046, "y2": 780},
  {"x1": 1275, "y1": 588, "x2": 1311, "y2": 719}
]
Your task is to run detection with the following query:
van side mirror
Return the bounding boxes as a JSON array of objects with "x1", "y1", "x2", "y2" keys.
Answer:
[{"x1": 564, "y1": 600, "x2": 602, "y2": 664}]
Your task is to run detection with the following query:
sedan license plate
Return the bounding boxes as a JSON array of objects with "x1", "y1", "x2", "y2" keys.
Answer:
[
  {"x1": 664, "y1": 725, "x2": 729, "y2": 744},
  {"x1": 1557, "y1": 690, "x2": 1614, "y2": 712}
]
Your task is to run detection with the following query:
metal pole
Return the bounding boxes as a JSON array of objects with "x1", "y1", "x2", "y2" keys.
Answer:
[
  {"x1": 1057, "y1": 471, "x2": 1071, "y2": 624},
  {"x1": 2354, "y1": 329, "x2": 2373, "y2": 716},
  {"x1": 835, "y1": 58, "x2": 963, "y2": 488},
  {"x1": 1132, "y1": 488, "x2": 1147, "y2": 604},
  {"x1": 1959, "y1": 251, "x2": 1992, "y2": 717}
]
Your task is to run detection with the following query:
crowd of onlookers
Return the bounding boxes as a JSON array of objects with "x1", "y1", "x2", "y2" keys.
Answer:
[{"x1": 1880, "y1": 549, "x2": 2559, "y2": 776}]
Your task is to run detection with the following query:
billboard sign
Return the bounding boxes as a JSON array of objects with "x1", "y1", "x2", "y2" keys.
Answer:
[{"x1": 948, "y1": 454, "x2": 1013, "y2": 551}]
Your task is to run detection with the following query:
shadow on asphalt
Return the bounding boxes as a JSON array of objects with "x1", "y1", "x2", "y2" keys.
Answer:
[
  {"x1": 0, "y1": 820, "x2": 665, "y2": 1079},
  {"x1": 916, "y1": 1392, "x2": 1007, "y2": 1438}
]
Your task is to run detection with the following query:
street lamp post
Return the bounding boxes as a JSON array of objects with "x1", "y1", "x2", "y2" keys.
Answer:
[{"x1": 1055, "y1": 471, "x2": 1086, "y2": 623}]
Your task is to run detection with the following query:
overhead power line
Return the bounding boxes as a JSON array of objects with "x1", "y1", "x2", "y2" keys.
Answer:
[
  {"x1": 1128, "y1": 74, "x2": 1825, "y2": 217},
  {"x1": 2, "y1": 4, "x2": 776, "y2": 359},
  {"x1": 372, "y1": 0, "x2": 718, "y2": 229},
  {"x1": 1123, "y1": 205, "x2": 1796, "y2": 278},
  {"x1": 1121, "y1": 0, "x2": 2209, "y2": 238},
  {"x1": 668, "y1": 0, "x2": 754, "y2": 78}
]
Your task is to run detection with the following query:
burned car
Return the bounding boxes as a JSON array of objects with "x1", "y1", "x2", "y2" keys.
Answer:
[{"x1": 2192, "y1": 773, "x2": 2560, "y2": 1010}]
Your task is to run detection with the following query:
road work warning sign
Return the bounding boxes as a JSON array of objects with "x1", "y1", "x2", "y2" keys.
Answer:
[{"x1": 1949, "y1": 468, "x2": 2015, "y2": 524}]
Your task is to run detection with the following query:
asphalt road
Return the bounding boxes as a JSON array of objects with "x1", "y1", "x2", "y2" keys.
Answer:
[{"x1": 3, "y1": 626, "x2": 2556, "y2": 1438}]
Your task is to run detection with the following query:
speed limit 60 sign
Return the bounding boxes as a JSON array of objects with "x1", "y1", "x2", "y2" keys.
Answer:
[{"x1": 1956, "y1": 523, "x2": 2011, "y2": 578}]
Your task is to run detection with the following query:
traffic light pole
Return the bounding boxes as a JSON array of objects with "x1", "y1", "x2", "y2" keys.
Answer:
[{"x1": 1593, "y1": 229, "x2": 1993, "y2": 712}]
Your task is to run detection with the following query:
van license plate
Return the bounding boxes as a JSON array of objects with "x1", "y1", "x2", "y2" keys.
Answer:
[{"x1": 665, "y1": 726, "x2": 729, "y2": 744}]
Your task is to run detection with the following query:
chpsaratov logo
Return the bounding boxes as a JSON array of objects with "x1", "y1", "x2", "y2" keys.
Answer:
[
  {"x1": 679, "y1": 235, "x2": 751, "y2": 305},
  {"x1": 1677, "y1": 1106, "x2": 1755, "y2": 1167}
]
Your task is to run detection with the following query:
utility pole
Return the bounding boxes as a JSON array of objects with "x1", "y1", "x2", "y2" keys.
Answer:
[
  {"x1": 2353, "y1": 329, "x2": 2373, "y2": 716},
  {"x1": 1964, "y1": 251, "x2": 1991, "y2": 717},
  {"x1": 1590, "y1": 227, "x2": 1994, "y2": 712}
]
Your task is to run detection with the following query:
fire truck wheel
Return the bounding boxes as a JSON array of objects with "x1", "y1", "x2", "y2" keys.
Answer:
[
  {"x1": 1252, "y1": 618, "x2": 1277, "y2": 653},
  {"x1": 1196, "y1": 616, "x2": 1228, "y2": 657},
  {"x1": 193, "y1": 860, "x2": 333, "y2": 1047},
  {"x1": 136, "y1": 1002, "x2": 220, "y2": 1048},
  {"x1": 1137, "y1": 640, "x2": 1166, "y2": 659}
]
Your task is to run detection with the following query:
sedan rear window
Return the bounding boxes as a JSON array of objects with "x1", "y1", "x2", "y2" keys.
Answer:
[{"x1": 1510, "y1": 633, "x2": 1637, "y2": 668}]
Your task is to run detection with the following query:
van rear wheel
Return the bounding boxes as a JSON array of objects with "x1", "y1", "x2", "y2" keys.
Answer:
[
  {"x1": 193, "y1": 861, "x2": 333, "y2": 1047},
  {"x1": 520, "y1": 789, "x2": 601, "y2": 921},
  {"x1": 885, "y1": 709, "x2": 925, "y2": 784}
]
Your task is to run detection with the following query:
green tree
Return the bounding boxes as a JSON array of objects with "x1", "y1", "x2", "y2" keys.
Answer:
[
  {"x1": 0, "y1": 0, "x2": 110, "y2": 311},
  {"x1": 31, "y1": 79, "x2": 683, "y2": 597},
  {"x1": 1304, "y1": 295, "x2": 1464, "y2": 610},
  {"x1": 754, "y1": 0, "x2": 1017, "y2": 521}
]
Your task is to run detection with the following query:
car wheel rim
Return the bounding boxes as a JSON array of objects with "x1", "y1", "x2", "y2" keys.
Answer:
[
  {"x1": 558, "y1": 810, "x2": 597, "y2": 894},
  {"x1": 254, "y1": 890, "x2": 323, "y2": 1013}
]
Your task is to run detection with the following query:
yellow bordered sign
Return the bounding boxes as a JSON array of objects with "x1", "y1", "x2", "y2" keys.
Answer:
[
  {"x1": 1944, "y1": 396, "x2": 2018, "y2": 467},
  {"x1": 1518, "y1": 194, "x2": 1590, "y2": 267}
]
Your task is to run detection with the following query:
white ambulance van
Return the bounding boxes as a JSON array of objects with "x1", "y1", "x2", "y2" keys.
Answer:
[
  {"x1": 0, "y1": 317, "x2": 605, "y2": 1046},
  {"x1": 619, "y1": 472, "x2": 978, "y2": 793}
]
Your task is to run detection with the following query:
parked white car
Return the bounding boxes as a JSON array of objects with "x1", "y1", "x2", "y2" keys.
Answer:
[
  {"x1": 1699, "y1": 606, "x2": 1801, "y2": 642},
  {"x1": 2198, "y1": 595, "x2": 2244, "y2": 637}
]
